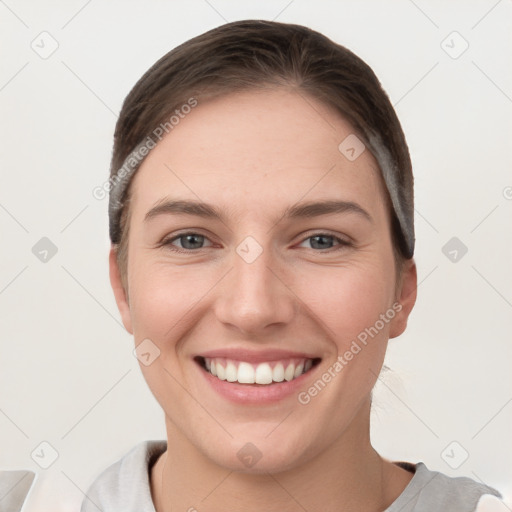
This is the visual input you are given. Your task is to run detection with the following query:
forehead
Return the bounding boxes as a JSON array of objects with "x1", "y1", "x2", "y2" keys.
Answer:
[{"x1": 130, "y1": 89, "x2": 388, "y2": 220}]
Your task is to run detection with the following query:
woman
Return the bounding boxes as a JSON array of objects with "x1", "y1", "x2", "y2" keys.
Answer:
[{"x1": 81, "y1": 20, "x2": 501, "y2": 511}]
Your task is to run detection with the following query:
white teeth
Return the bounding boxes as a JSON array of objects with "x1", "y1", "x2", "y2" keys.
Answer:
[
  {"x1": 272, "y1": 363, "x2": 285, "y2": 382},
  {"x1": 284, "y1": 363, "x2": 295, "y2": 382},
  {"x1": 225, "y1": 361, "x2": 237, "y2": 382},
  {"x1": 216, "y1": 362, "x2": 226, "y2": 380},
  {"x1": 237, "y1": 362, "x2": 255, "y2": 384},
  {"x1": 255, "y1": 363, "x2": 273, "y2": 385},
  {"x1": 203, "y1": 358, "x2": 316, "y2": 384}
]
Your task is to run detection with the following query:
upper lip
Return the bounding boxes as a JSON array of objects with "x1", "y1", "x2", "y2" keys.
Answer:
[{"x1": 197, "y1": 348, "x2": 320, "y2": 363}]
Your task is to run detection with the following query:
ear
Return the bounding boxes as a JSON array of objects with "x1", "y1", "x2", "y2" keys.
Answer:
[
  {"x1": 389, "y1": 258, "x2": 417, "y2": 339},
  {"x1": 109, "y1": 246, "x2": 133, "y2": 334}
]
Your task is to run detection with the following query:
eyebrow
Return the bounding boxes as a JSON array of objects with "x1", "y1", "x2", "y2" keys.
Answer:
[{"x1": 144, "y1": 198, "x2": 373, "y2": 224}]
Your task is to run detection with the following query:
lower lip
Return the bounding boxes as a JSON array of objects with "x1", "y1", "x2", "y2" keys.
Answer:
[{"x1": 198, "y1": 362, "x2": 318, "y2": 404}]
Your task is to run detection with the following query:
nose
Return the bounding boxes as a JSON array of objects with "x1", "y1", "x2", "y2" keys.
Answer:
[{"x1": 213, "y1": 244, "x2": 296, "y2": 336}]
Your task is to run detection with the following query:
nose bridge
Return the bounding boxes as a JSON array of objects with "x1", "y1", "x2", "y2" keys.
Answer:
[{"x1": 214, "y1": 237, "x2": 295, "y2": 333}]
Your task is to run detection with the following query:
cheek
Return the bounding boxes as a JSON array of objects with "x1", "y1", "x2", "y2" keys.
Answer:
[
  {"x1": 127, "y1": 262, "x2": 211, "y2": 401},
  {"x1": 293, "y1": 260, "x2": 395, "y2": 347},
  {"x1": 127, "y1": 256, "x2": 205, "y2": 343}
]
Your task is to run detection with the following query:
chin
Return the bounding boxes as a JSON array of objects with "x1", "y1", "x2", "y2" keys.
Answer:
[{"x1": 200, "y1": 433, "x2": 314, "y2": 475}]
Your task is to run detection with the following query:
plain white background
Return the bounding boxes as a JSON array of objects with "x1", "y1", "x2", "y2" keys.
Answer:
[{"x1": 1, "y1": 0, "x2": 511, "y2": 510}]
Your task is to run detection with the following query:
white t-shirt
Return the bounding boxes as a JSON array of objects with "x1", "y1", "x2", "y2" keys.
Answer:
[{"x1": 80, "y1": 440, "x2": 502, "y2": 512}]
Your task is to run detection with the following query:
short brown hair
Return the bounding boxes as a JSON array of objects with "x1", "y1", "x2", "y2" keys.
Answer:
[{"x1": 110, "y1": 20, "x2": 414, "y2": 294}]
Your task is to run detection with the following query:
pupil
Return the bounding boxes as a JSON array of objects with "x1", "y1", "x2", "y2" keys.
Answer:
[
  {"x1": 183, "y1": 234, "x2": 203, "y2": 249},
  {"x1": 311, "y1": 235, "x2": 332, "y2": 249}
]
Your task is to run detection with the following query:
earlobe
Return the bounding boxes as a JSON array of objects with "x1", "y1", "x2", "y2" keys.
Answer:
[
  {"x1": 109, "y1": 246, "x2": 133, "y2": 334},
  {"x1": 389, "y1": 258, "x2": 417, "y2": 339}
]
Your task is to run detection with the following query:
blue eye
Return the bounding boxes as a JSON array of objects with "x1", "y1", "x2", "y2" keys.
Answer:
[
  {"x1": 161, "y1": 231, "x2": 351, "y2": 254},
  {"x1": 299, "y1": 233, "x2": 351, "y2": 251},
  {"x1": 164, "y1": 233, "x2": 212, "y2": 252}
]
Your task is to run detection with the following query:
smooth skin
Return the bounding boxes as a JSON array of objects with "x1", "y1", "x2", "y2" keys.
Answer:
[{"x1": 110, "y1": 88, "x2": 417, "y2": 511}]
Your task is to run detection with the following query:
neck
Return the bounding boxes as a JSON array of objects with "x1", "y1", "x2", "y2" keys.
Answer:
[{"x1": 151, "y1": 400, "x2": 412, "y2": 512}]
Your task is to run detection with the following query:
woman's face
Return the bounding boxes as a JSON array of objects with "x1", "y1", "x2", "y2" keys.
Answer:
[{"x1": 110, "y1": 89, "x2": 417, "y2": 473}]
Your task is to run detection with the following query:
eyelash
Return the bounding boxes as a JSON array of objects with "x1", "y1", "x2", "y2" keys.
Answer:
[{"x1": 159, "y1": 231, "x2": 353, "y2": 254}]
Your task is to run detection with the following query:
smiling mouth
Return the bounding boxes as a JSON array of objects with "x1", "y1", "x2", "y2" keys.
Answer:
[{"x1": 196, "y1": 356, "x2": 321, "y2": 385}]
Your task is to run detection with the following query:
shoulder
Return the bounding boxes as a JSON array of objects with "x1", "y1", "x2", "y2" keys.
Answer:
[
  {"x1": 475, "y1": 494, "x2": 509, "y2": 512},
  {"x1": 387, "y1": 462, "x2": 502, "y2": 512},
  {"x1": 80, "y1": 439, "x2": 167, "y2": 512}
]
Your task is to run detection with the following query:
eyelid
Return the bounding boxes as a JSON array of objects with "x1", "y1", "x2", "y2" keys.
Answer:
[
  {"x1": 297, "y1": 229, "x2": 353, "y2": 244},
  {"x1": 159, "y1": 230, "x2": 215, "y2": 250},
  {"x1": 295, "y1": 230, "x2": 353, "y2": 250},
  {"x1": 160, "y1": 229, "x2": 353, "y2": 253}
]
